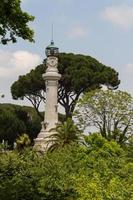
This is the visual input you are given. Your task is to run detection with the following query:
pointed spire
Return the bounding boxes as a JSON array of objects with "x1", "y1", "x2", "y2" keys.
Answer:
[
  {"x1": 45, "y1": 24, "x2": 59, "y2": 57},
  {"x1": 51, "y1": 23, "x2": 54, "y2": 45}
]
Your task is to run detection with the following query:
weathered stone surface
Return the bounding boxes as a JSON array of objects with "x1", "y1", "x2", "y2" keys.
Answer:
[{"x1": 34, "y1": 55, "x2": 61, "y2": 152}]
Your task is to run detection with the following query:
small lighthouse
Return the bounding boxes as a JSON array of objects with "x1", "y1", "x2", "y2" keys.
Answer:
[{"x1": 34, "y1": 40, "x2": 61, "y2": 151}]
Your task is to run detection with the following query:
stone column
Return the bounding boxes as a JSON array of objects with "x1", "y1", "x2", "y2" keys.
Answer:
[{"x1": 34, "y1": 56, "x2": 61, "y2": 152}]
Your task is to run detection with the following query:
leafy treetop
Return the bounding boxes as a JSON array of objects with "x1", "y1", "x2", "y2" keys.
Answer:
[
  {"x1": 0, "y1": 0, "x2": 34, "y2": 44},
  {"x1": 11, "y1": 53, "x2": 120, "y2": 118},
  {"x1": 75, "y1": 89, "x2": 133, "y2": 145}
]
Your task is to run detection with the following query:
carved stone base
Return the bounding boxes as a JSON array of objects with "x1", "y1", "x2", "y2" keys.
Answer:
[{"x1": 34, "y1": 121, "x2": 56, "y2": 152}]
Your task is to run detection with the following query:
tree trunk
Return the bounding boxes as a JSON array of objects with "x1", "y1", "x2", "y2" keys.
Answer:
[{"x1": 65, "y1": 106, "x2": 72, "y2": 119}]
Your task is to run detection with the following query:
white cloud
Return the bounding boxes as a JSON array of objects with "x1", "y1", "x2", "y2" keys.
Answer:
[
  {"x1": 0, "y1": 50, "x2": 41, "y2": 78},
  {"x1": 67, "y1": 25, "x2": 88, "y2": 39},
  {"x1": 102, "y1": 5, "x2": 133, "y2": 30},
  {"x1": 0, "y1": 50, "x2": 41, "y2": 106}
]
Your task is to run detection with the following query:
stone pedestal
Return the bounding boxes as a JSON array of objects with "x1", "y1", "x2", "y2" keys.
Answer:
[{"x1": 34, "y1": 56, "x2": 61, "y2": 152}]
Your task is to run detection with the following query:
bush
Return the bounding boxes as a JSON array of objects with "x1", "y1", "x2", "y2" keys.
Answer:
[{"x1": 0, "y1": 134, "x2": 132, "y2": 200}]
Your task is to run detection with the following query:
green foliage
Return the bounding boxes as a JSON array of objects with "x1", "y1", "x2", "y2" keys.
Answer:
[
  {"x1": 0, "y1": 135, "x2": 132, "y2": 200},
  {"x1": 0, "y1": 108, "x2": 26, "y2": 147},
  {"x1": 47, "y1": 118, "x2": 82, "y2": 151},
  {"x1": 0, "y1": 104, "x2": 41, "y2": 147},
  {"x1": 0, "y1": 0, "x2": 34, "y2": 44},
  {"x1": 75, "y1": 89, "x2": 133, "y2": 144},
  {"x1": 124, "y1": 135, "x2": 133, "y2": 162},
  {"x1": 0, "y1": 141, "x2": 9, "y2": 152},
  {"x1": 0, "y1": 147, "x2": 78, "y2": 200},
  {"x1": 15, "y1": 133, "x2": 31, "y2": 151},
  {"x1": 73, "y1": 134, "x2": 133, "y2": 200},
  {"x1": 11, "y1": 53, "x2": 120, "y2": 118}
]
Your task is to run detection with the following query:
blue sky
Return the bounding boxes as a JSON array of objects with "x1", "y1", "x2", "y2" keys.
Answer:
[{"x1": 0, "y1": 0, "x2": 133, "y2": 107}]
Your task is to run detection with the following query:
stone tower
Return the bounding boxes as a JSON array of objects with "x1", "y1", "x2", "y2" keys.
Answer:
[{"x1": 34, "y1": 40, "x2": 61, "y2": 152}]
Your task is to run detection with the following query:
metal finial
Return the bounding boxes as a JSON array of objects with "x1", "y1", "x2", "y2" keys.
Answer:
[{"x1": 51, "y1": 23, "x2": 54, "y2": 44}]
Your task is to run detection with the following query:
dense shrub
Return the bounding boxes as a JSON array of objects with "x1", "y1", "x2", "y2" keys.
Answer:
[
  {"x1": 0, "y1": 104, "x2": 41, "y2": 147},
  {"x1": 0, "y1": 134, "x2": 132, "y2": 200}
]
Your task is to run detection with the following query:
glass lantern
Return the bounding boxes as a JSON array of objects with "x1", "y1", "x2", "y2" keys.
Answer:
[{"x1": 45, "y1": 40, "x2": 59, "y2": 57}]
